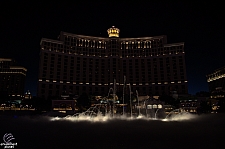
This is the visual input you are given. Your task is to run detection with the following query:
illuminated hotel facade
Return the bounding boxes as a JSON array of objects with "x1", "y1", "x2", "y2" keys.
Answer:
[
  {"x1": 206, "y1": 67, "x2": 225, "y2": 112},
  {"x1": 206, "y1": 67, "x2": 225, "y2": 92},
  {"x1": 37, "y1": 26, "x2": 188, "y2": 99},
  {"x1": 0, "y1": 58, "x2": 27, "y2": 102}
]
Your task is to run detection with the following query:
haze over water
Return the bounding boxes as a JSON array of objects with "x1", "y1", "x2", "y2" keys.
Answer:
[{"x1": 0, "y1": 113, "x2": 225, "y2": 149}]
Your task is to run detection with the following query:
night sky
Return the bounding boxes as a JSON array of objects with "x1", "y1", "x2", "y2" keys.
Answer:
[{"x1": 1, "y1": 1, "x2": 225, "y2": 96}]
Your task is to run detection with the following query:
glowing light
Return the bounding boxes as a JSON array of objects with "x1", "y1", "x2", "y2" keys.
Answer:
[
  {"x1": 107, "y1": 26, "x2": 120, "y2": 37},
  {"x1": 49, "y1": 111, "x2": 196, "y2": 123}
]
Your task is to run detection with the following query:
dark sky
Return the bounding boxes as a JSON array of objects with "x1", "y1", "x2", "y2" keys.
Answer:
[{"x1": 1, "y1": 1, "x2": 225, "y2": 96}]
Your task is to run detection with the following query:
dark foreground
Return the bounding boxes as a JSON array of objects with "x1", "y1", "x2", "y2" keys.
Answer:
[{"x1": 0, "y1": 113, "x2": 225, "y2": 149}]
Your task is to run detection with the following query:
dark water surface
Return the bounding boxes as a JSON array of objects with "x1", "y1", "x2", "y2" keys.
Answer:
[{"x1": 0, "y1": 113, "x2": 225, "y2": 149}]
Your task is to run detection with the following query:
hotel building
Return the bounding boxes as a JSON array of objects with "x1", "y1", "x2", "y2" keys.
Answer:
[
  {"x1": 206, "y1": 67, "x2": 225, "y2": 112},
  {"x1": 206, "y1": 67, "x2": 225, "y2": 92},
  {"x1": 0, "y1": 58, "x2": 27, "y2": 102},
  {"x1": 38, "y1": 26, "x2": 188, "y2": 99}
]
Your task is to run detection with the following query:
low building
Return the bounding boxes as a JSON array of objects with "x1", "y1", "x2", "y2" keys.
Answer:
[
  {"x1": 209, "y1": 87, "x2": 225, "y2": 113},
  {"x1": 134, "y1": 97, "x2": 165, "y2": 118},
  {"x1": 24, "y1": 90, "x2": 32, "y2": 100},
  {"x1": 179, "y1": 98, "x2": 198, "y2": 113},
  {"x1": 52, "y1": 93, "x2": 78, "y2": 113}
]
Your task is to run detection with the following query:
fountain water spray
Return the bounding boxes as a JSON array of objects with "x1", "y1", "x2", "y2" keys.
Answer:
[
  {"x1": 136, "y1": 90, "x2": 141, "y2": 117},
  {"x1": 123, "y1": 76, "x2": 126, "y2": 116},
  {"x1": 129, "y1": 84, "x2": 132, "y2": 118},
  {"x1": 112, "y1": 79, "x2": 116, "y2": 117},
  {"x1": 49, "y1": 80, "x2": 197, "y2": 122}
]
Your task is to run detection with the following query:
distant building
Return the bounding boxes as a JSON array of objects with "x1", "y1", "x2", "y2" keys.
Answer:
[
  {"x1": 0, "y1": 58, "x2": 27, "y2": 102},
  {"x1": 206, "y1": 67, "x2": 225, "y2": 112},
  {"x1": 206, "y1": 66, "x2": 225, "y2": 92},
  {"x1": 38, "y1": 26, "x2": 188, "y2": 99},
  {"x1": 24, "y1": 90, "x2": 32, "y2": 100},
  {"x1": 179, "y1": 97, "x2": 198, "y2": 113},
  {"x1": 52, "y1": 93, "x2": 77, "y2": 113},
  {"x1": 134, "y1": 97, "x2": 165, "y2": 118}
]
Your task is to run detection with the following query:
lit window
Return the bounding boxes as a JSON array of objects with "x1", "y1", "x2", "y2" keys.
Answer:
[
  {"x1": 147, "y1": 105, "x2": 152, "y2": 109},
  {"x1": 158, "y1": 104, "x2": 162, "y2": 109}
]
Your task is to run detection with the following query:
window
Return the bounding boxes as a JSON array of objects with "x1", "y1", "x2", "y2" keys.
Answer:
[
  {"x1": 158, "y1": 104, "x2": 162, "y2": 109},
  {"x1": 153, "y1": 104, "x2": 157, "y2": 109},
  {"x1": 147, "y1": 105, "x2": 152, "y2": 109}
]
